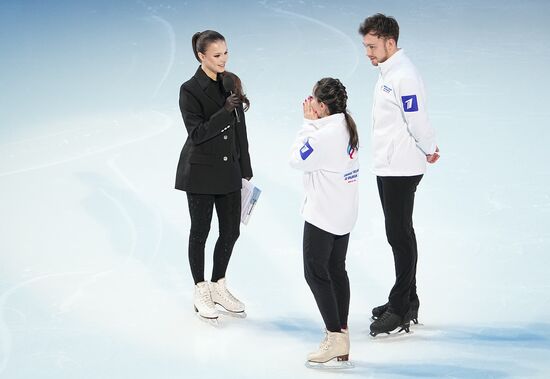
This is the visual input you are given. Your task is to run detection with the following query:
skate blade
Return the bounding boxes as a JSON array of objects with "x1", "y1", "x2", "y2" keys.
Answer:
[
  {"x1": 371, "y1": 316, "x2": 420, "y2": 325},
  {"x1": 195, "y1": 313, "x2": 219, "y2": 326},
  {"x1": 217, "y1": 309, "x2": 247, "y2": 319},
  {"x1": 305, "y1": 358, "x2": 354, "y2": 370},
  {"x1": 214, "y1": 303, "x2": 247, "y2": 318},
  {"x1": 194, "y1": 307, "x2": 219, "y2": 326},
  {"x1": 370, "y1": 326, "x2": 413, "y2": 339}
]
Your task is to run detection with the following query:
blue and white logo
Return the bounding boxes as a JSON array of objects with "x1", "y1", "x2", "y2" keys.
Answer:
[
  {"x1": 382, "y1": 85, "x2": 392, "y2": 93},
  {"x1": 300, "y1": 140, "x2": 314, "y2": 160},
  {"x1": 401, "y1": 95, "x2": 419, "y2": 112},
  {"x1": 344, "y1": 169, "x2": 359, "y2": 183}
]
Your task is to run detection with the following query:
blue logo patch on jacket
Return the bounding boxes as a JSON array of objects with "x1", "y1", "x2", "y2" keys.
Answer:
[
  {"x1": 300, "y1": 140, "x2": 314, "y2": 160},
  {"x1": 401, "y1": 95, "x2": 419, "y2": 112}
]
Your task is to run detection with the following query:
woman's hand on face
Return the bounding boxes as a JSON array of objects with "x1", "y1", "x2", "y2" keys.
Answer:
[{"x1": 303, "y1": 96, "x2": 319, "y2": 120}]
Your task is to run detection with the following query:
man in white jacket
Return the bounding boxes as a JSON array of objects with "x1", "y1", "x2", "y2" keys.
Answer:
[{"x1": 359, "y1": 13, "x2": 440, "y2": 337}]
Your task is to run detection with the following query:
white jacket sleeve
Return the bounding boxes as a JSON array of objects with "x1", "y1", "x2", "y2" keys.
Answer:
[
  {"x1": 396, "y1": 76, "x2": 437, "y2": 155},
  {"x1": 289, "y1": 121, "x2": 325, "y2": 172}
]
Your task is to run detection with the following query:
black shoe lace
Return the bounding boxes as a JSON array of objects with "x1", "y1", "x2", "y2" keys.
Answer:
[{"x1": 378, "y1": 310, "x2": 393, "y2": 322}]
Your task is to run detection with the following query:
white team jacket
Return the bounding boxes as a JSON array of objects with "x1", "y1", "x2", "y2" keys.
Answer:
[
  {"x1": 372, "y1": 49, "x2": 437, "y2": 176},
  {"x1": 289, "y1": 113, "x2": 359, "y2": 235}
]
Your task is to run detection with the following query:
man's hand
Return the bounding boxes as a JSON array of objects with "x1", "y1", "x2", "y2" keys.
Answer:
[{"x1": 427, "y1": 146, "x2": 440, "y2": 164}]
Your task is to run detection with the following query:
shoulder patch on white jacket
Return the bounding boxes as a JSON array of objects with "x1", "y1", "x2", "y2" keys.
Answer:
[{"x1": 300, "y1": 139, "x2": 314, "y2": 160}]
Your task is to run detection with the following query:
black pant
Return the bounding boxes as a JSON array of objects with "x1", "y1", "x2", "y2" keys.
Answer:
[
  {"x1": 303, "y1": 222, "x2": 350, "y2": 333},
  {"x1": 186, "y1": 191, "x2": 241, "y2": 284},
  {"x1": 377, "y1": 175, "x2": 423, "y2": 317}
]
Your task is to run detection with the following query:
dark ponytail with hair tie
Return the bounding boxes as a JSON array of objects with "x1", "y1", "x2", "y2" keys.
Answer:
[
  {"x1": 191, "y1": 32, "x2": 202, "y2": 62},
  {"x1": 313, "y1": 78, "x2": 359, "y2": 151}
]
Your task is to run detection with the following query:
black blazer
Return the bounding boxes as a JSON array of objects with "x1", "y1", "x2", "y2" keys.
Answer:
[{"x1": 175, "y1": 67, "x2": 253, "y2": 194}]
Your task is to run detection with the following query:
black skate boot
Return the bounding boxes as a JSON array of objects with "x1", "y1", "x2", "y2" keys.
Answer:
[
  {"x1": 371, "y1": 302, "x2": 389, "y2": 320},
  {"x1": 410, "y1": 297, "x2": 420, "y2": 325},
  {"x1": 372, "y1": 299, "x2": 420, "y2": 324},
  {"x1": 369, "y1": 309, "x2": 411, "y2": 337}
]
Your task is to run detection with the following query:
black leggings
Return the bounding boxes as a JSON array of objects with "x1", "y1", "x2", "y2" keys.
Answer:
[
  {"x1": 377, "y1": 175, "x2": 422, "y2": 317},
  {"x1": 186, "y1": 191, "x2": 241, "y2": 284},
  {"x1": 303, "y1": 222, "x2": 350, "y2": 333}
]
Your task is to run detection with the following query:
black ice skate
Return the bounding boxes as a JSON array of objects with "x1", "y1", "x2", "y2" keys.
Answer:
[
  {"x1": 371, "y1": 302, "x2": 389, "y2": 320},
  {"x1": 369, "y1": 309, "x2": 411, "y2": 337},
  {"x1": 409, "y1": 298, "x2": 419, "y2": 324},
  {"x1": 371, "y1": 298, "x2": 420, "y2": 325}
]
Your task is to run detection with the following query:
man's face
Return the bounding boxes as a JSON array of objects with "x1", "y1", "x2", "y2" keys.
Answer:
[{"x1": 362, "y1": 33, "x2": 391, "y2": 66}]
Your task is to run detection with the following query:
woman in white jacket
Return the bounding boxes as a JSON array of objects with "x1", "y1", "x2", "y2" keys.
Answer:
[{"x1": 289, "y1": 78, "x2": 359, "y2": 367}]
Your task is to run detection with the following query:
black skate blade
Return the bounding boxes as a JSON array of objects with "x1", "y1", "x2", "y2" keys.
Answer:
[
  {"x1": 370, "y1": 325, "x2": 412, "y2": 338},
  {"x1": 305, "y1": 358, "x2": 354, "y2": 370},
  {"x1": 408, "y1": 318, "x2": 424, "y2": 328},
  {"x1": 371, "y1": 316, "x2": 421, "y2": 326}
]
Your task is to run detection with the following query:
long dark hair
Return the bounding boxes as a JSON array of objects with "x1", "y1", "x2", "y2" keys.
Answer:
[
  {"x1": 191, "y1": 31, "x2": 250, "y2": 111},
  {"x1": 313, "y1": 78, "x2": 359, "y2": 150},
  {"x1": 223, "y1": 71, "x2": 250, "y2": 112}
]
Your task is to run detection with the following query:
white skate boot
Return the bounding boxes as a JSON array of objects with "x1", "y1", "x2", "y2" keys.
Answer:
[
  {"x1": 209, "y1": 278, "x2": 246, "y2": 316},
  {"x1": 194, "y1": 281, "x2": 218, "y2": 323},
  {"x1": 305, "y1": 330, "x2": 353, "y2": 369}
]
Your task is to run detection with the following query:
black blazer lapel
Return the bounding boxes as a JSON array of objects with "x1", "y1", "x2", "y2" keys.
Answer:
[
  {"x1": 203, "y1": 84, "x2": 225, "y2": 107},
  {"x1": 193, "y1": 66, "x2": 225, "y2": 108}
]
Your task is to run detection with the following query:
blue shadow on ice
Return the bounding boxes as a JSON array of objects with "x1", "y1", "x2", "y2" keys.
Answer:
[
  {"x1": 353, "y1": 362, "x2": 509, "y2": 379},
  {"x1": 252, "y1": 317, "x2": 323, "y2": 341},
  {"x1": 438, "y1": 323, "x2": 550, "y2": 349}
]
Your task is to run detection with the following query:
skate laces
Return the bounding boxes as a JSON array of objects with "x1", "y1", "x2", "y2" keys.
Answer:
[
  {"x1": 319, "y1": 332, "x2": 330, "y2": 350},
  {"x1": 376, "y1": 309, "x2": 395, "y2": 323},
  {"x1": 199, "y1": 285, "x2": 215, "y2": 307},
  {"x1": 216, "y1": 283, "x2": 241, "y2": 305}
]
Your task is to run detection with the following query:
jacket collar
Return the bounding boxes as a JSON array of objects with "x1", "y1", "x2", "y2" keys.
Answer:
[
  {"x1": 306, "y1": 113, "x2": 346, "y2": 129},
  {"x1": 193, "y1": 66, "x2": 225, "y2": 107},
  {"x1": 378, "y1": 48, "x2": 405, "y2": 76}
]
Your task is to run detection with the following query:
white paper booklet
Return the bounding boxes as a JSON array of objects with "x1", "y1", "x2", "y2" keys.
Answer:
[{"x1": 241, "y1": 179, "x2": 261, "y2": 225}]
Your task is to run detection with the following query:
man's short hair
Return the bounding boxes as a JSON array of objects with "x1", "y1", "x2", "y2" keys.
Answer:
[{"x1": 358, "y1": 13, "x2": 399, "y2": 43}]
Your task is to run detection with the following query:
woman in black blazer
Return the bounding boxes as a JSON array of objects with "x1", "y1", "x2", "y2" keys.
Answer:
[{"x1": 176, "y1": 30, "x2": 253, "y2": 321}]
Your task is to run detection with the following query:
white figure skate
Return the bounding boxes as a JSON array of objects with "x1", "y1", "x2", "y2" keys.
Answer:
[
  {"x1": 194, "y1": 281, "x2": 219, "y2": 325},
  {"x1": 305, "y1": 330, "x2": 354, "y2": 370},
  {"x1": 209, "y1": 278, "x2": 246, "y2": 318}
]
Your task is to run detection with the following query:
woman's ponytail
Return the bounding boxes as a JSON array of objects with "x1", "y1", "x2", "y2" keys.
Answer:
[
  {"x1": 191, "y1": 32, "x2": 202, "y2": 62},
  {"x1": 344, "y1": 111, "x2": 359, "y2": 151},
  {"x1": 313, "y1": 78, "x2": 359, "y2": 151}
]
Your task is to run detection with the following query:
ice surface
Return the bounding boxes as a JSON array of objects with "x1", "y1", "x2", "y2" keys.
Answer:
[{"x1": 1, "y1": 0, "x2": 550, "y2": 378}]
